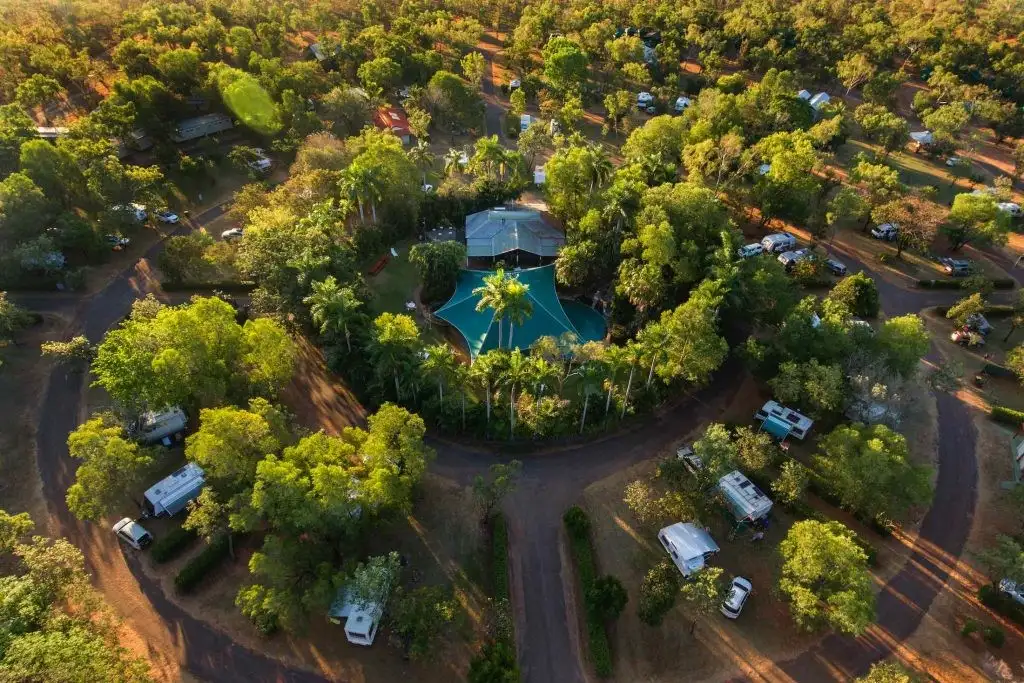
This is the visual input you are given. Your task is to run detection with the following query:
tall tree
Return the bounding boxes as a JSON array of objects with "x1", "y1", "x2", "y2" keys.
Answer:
[
  {"x1": 304, "y1": 277, "x2": 364, "y2": 352},
  {"x1": 474, "y1": 269, "x2": 513, "y2": 348},
  {"x1": 65, "y1": 415, "x2": 153, "y2": 521},
  {"x1": 368, "y1": 313, "x2": 421, "y2": 400},
  {"x1": 679, "y1": 566, "x2": 726, "y2": 634}
]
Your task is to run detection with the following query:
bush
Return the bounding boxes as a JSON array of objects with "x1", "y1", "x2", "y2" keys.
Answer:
[
  {"x1": 984, "y1": 625, "x2": 1006, "y2": 647},
  {"x1": 150, "y1": 526, "x2": 197, "y2": 563},
  {"x1": 983, "y1": 363, "x2": 1016, "y2": 378},
  {"x1": 979, "y1": 583, "x2": 1024, "y2": 626},
  {"x1": 160, "y1": 280, "x2": 256, "y2": 293},
  {"x1": 991, "y1": 405, "x2": 1024, "y2": 427},
  {"x1": 468, "y1": 640, "x2": 520, "y2": 683},
  {"x1": 563, "y1": 506, "x2": 612, "y2": 677},
  {"x1": 961, "y1": 618, "x2": 980, "y2": 636},
  {"x1": 492, "y1": 513, "x2": 510, "y2": 603},
  {"x1": 827, "y1": 272, "x2": 880, "y2": 318},
  {"x1": 174, "y1": 534, "x2": 231, "y2": 593},
  {"x1": 586, "y1": 575, "x2": 628, "y2": 623},
  {"x1": 918, "y1": 278, "x2": 1014, "y2": 290}
]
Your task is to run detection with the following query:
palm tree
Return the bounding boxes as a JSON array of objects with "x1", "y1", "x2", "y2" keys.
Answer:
[
  {"x1": 585, "y1": 144, "x2": 613, "y2": 192},
  {"x1": 602, "y1": 344, "x2": 628, "y2": 417},
  {"x1": 528, "y1": 355, "x2": 559, "y2": 396},
  {"x1": 503, "y1": 278, "x2": 532, "y2": 349},
  {"x1": 470, "y1": 351, "x2": 505, "y2": 428},
  {"x1": 368, "y1": 313, "x2": 421, "y2": 400},
  {"x1": 470, "y1": 135, "x2": 506, "y2": 181},
  {"x1": 443, "y1": 148, "x2": 465, "y2": 178},
  {"x1": 303, "y1": 277, "x2": 363, "y2": 352},
  {"x1": 576, "y1": 360, "x2": 605, "y2": 434},
  {"x1": 422, "y1": 343, "x2": 459, "y2": 403},
  {"x1": 637, "y1": 321, "x2": 669, "y2": 389},
  {"x1": 501, "y1": 349, "x2": 531, "y2": 439},
  {"x1": 409, "y1": 140, "x2": 435, "y2": 187},
  {"x1": 620, "y1": 341, "x2": 646, "y2": 419},
  {"x1": 474, "y1": 269, "x2": 513, "y2": 349},
  {"x1": 339, "y1": 162, "x2": 384, "y2": 223}
]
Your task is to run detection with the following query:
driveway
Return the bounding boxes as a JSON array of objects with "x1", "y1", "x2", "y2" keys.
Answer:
[{"x1": 30, "y1": 222, "x2": 978, "y2": 683}]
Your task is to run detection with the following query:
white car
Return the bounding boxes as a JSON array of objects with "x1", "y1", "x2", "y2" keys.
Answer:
[
  {"x1": 221, "y1": 227, "x2": 244, "y2": 241},
  {"x1": 737, "y1": 243, "x2": 764, "y2": 259},
  {"x1": 945, "y1": 156, "x2": 961, "y2": 167},
  {"x1": 421, "y1": 183, "x2": 435, "y2": 193},
  {"x1": 105, "y1": 234, "x2": 130, "y2": 250},
  {"x1": 721, "y1": 576, "x2": 752, "y2": 619},
  {"x1": 871, "y1": 223, "x2": 898, "y2": 241},
  {"x1": 155, "y1": 209, "x2": 179, "y2": 224},
  {"x1": 112, "y1": 518, "x2": 153, "y2": 550},
  {"x1": 998, "y1": 202, "x2": 1022, "y2": 217},
  {"x1": 509, "y1": 78, "x2": 521, "y2": 90}
]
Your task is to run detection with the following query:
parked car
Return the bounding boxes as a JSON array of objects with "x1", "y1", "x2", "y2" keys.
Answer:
[
  {"x1": 221, "y1": 227, "x2": 244, "y2": 241},
  {"x1": 940, "y1": 257, "x2": 971, "y2": 276},
  {"x1": 155, "y1": 209, "x2": 179, "y2": 224},
  {"x1": 112, "y1": 518, "x2": 152, "y2": 550},
  {"x1": 736, "y1": 243, "x2": 764, "y2": 259},
  {"x1": 509, "y1": 78, "x2": 521, "y2": 91},
  {"x1": 966, "y1": 313, "x2": 992, "y2": 335},
  {"x1": 636, "y1": 91, "x2": 654, "y2": 110},
  {"x1": 721, "y1": 577, "x2": 753, "y2": 619},
  {"x1": 246, "y1": 148, "x2": 272, "y2": 173},
  {"x1": 778, "y1": 248, "x2": 812, "y2": 271},
  {"x1": 676, "y1": 445, "x2": 703, "y2": 474},
  {"x1": 870, "y1": 223, "x2": 898, "y2": 241},
  {"x1": 1000, "y1": 578, "x2": 1024, "y2": 606},
  {"x1": 111, "y1": 203, "x2": 147, "y2": 222},
  {"x1": 998, "y1": 202, "x2": 1022, "y2": 218},
  {"x1": 824, "y1": 258, "x2": 847, "y2": 275},
  {"x1": 421, "y1": 183, "x2": 435, "y2": 193},
  {"x1": 945, "y1": 156, "x2": 961, "y2": 167},
  {"x1": 105, "y1": 234, "x2": 130, "y2": 250},
  {"x1": 760, "y1": 232, "x2": 797, "y2": 254}
]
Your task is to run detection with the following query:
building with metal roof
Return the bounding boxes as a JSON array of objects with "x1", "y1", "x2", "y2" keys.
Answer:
[{"x1": 464, "y1": 205, "x2": 565, "y2": 261}]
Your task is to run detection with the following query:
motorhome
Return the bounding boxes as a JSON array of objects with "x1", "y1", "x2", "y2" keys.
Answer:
[
  {"x1": 657, "y1": 522, "x2": 720, "y2": 578},
  {"x1": 171, "y1": 113, "x2": 234, "y2": 143},
  {"x1": 718, "y1": 471, "x2": 773, "y2": 523},
  {"x1": 760, "y1": 232, "x2": 797, "y2": 254},
  {"x1": 329, "y1": 589, "x2": 388, "y2": 646},
  {"x1": 143, "y1": 463, "x2": 205, "y2": 517},
  {"x1": 754, "y1": 400, "x2": 813, "y2": 440}
]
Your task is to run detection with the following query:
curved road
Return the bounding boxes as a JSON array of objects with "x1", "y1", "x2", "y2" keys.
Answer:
[{"x1": 30, "y1": 224, "x2": 980, "y2": 682}]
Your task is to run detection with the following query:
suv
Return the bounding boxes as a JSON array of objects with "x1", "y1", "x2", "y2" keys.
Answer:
[
  {"x1": 736, "y1": 243, "x2": 764, "y2": 259},
  {"x1": 721, "y1": 577, "x2": 752, "y2": 619},
  {"x1": 113, "y1": 518, "x2": 152, "y2": 550},
  {"x1": 824, "y1": 258, "x2": 847, "y2": 275},
  {"x1": 676, "y1": 445, "x2": 703, "y2": 474},
  {"x1": 940, "y1": 257, "x2": 971, "y2": 276},
  {"x1": 778, "y1": 248, "x2": 812, "y2": 270},
  {"x1": 871, "y1": 223, "x2": 898, "y2": 241}
]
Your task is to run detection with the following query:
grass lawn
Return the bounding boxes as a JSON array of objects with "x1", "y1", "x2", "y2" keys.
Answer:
[{"x1": 365, "y1": 239, "x2": 445, "y2": 345}]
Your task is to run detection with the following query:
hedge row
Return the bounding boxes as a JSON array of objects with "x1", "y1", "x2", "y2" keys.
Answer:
[
  {"x1": 979, "y1": 584, "x2": 1024, "y2": 627},
  {"x1": 983, "y1": 363, "x2": 1016, "y2": 378},
  {"x1": 563, "y1": 507, "x2": 612, "y2": 678},
  {"x1": 492, "y1": 513, "x2": 510, "y2": 603},
  {"x1": 174, "y1": 534, "x2": 231, "y2": 593},
  {"x1": 160, "y1": 280, "x2": 256, "y2": 293},
  {"x1": 935, "y1": 304, "x2": 1016, "y2": 318},
  {"x1": 991, "y1": 405, "x2": 1024, "y2": 426},
  {"x1": 150, "y1": 526, "x2": 197, "y2": 563},
  {"x1": 918, "y1": 278, "x2": 1014, "y2": 290}
]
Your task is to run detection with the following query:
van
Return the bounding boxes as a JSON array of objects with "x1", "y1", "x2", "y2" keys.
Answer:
[
  {"x1": 520, "y1": 114, "x2": 533, "y2": 133},
  {"x1": 760, "y1": 233, "x2": 797, "y2": 254},
  {"x1": 135, "y1": 407, "x2": 188, "y2": 445}
]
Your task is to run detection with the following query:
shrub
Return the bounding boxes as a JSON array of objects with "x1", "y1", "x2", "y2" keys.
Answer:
[
  {"x1": 492, "y1": 513, "x2": 510, "y2": 603},
  {"x1": 638, "y1": 560, "x2": 679, "y2": 626},
  {"x1": 918, "y1": 278, "x2": 1014, "y2": 290},
  {"x1": 991, "y1": 405, "x2": 1024, "y2": 427},
  {"x1": 983, "y1": 363, "x2": 1016, "y2": 378},
  {"x1": 978, "y1": 584, "x2": 1024, "y2": 626},
  {"x1": 150, "y1": 526, "x2": 197, "y2": 563},
  {"x1": 174, "y1": 534, "x2": 231, "y2": 593},
  {"x1": 468, "y1": 640, "x2": 520, "y2": 683},
  {"x1": 961, "y1": 618, "x2": 980, "y2": 636},
  {"x1": 586, "y1": 575, "x2": 628, "y2": 623},
  {"x1": 563, "y1": 506, "x2": 612, "y2": 677},
  {"x1": 984, "y1": 625, "x2": 1006, "y2": 647},
  {"x1": 828, "y1": 272, "x2": 880, "y2": 318}
]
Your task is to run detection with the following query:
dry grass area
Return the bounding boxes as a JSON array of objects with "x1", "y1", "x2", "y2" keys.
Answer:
[
  {"x1": 282, "y1": 335, "x2": 368, "y2": 434},
  {"x1": 133, "y1": 473, "x2": 489, "y2": 683},
  {"x1": 0, "y1": 313, "x2": 70, "y2": 528},
  {"x1": 577, "y1": 365, "x2": 952, "y2": 682}
]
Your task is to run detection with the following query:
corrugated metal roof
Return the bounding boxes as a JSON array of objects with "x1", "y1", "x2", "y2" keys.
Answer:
[{"x1": 464, "y1": 206, "x2": 565, "y2": 257}]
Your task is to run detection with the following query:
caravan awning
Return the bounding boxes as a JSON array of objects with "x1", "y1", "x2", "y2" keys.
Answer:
[{"x1": 763, "y1": 415, "x2": 792, "y2": 440}]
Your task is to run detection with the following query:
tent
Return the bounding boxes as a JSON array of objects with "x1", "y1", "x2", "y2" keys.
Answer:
[
  {"x1": 464, "y1": 206, "x2": 564, "y2": 258},
  {"x1": 910, "y1": 130, "x2": 934, "y2": 145},
  {"x1": 434, "y1": 265, "x2": 606, "y2": 359}
]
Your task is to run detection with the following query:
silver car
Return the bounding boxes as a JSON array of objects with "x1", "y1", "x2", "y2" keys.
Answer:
[{"x1": 721, "y1": 577, "x2": 753, "y2": 619}]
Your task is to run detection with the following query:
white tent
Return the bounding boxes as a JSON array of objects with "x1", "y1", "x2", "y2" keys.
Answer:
[{"x1": 910, "y1": 130, "x2": 934, "y2": 145}]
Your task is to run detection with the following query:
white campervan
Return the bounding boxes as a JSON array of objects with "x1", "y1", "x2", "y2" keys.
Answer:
[
  {"x1": 329, "y1": 589, "x2": 388, "y2": 646},
  {"x1": 135, "y1": 407, "x2": 188, "y2": 445},
  {"x1": 657, "y1": 522, "x2": 720, "y2": 578},
  {"x1": 760, "y1": 232, "x2": 797, "y2": 254},
  {"x1": 143, "y1": 463, "x2": 205, "y2": 517},
  {"x1": 754, "y1": 400, "x2": 813, "y2": 440},
  {"x1": 718, "y1": 471, "x2": 773, "y2": 523}
]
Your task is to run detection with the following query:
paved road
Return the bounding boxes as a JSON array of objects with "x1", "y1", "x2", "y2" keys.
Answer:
[{"x1": 30, "y1": 216, "x2": 979, "y2": 683}]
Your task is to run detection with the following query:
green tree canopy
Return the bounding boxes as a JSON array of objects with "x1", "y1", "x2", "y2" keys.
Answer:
[{"x1": 65, "y1": 415, "x2": 152, "y2": 522}]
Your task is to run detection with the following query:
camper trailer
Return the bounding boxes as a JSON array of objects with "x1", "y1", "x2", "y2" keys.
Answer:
[
  {"x1": 657, "y1": 522, "x2": 720, "y2": 578},
  {"x1": 328, "y1": 589, "x2": 387, "y2": 646},
  {"x1": 171, "y1": 113, "x2": 234, "y2": 143},
  {"x1": 135, "y1": 407, "x2": 187, "y2": 445},
  {"x1": 718, "y1": 471, "x2": 773, "y2": 523},
  {"x1": 754, "y1": 400, "x2": 813, "y2": 440},
  {"x1": 143, "y1": 463, "x2": 205, "y2": 517}
]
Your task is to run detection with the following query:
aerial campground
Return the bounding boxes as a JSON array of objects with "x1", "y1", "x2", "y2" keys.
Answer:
[{"x1": 5, "y1": 1, "x2": 1024, "y2": 682}]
